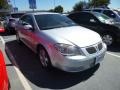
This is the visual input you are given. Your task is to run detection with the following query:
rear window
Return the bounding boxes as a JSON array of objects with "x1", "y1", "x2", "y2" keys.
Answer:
[
  {"x1": 11, "y1": 13, "x2": 25, "y2": 18},
  {"x1": 93, "y1": 9, "x2": 102, "y2": 13}
]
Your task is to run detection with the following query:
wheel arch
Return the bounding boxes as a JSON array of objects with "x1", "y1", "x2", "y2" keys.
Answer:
[{"x1": 36, "y1": 43, "x2": 53, "y2": 67}]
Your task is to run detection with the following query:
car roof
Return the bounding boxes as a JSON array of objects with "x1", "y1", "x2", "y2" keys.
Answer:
[
  {"x1": 84, "y1": 8, "x2": 112, "y2": 11},
  {"x1": 25, "y1": 12, "x2": 60, "y2": 16},
  {"x1": 69, "y1": 11, "x2": 92, "y2": 15},
  {"x1": 69, "y1": 11, "x2": 102, "y2": 17}
]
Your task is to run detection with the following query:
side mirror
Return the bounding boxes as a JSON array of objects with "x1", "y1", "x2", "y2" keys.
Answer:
[
  {"x1": 90, "y1": 19, "x2": 96, "y2": 23},
  {"x1": 24, "y1": 24, "x2": 33, "y2": 31}
]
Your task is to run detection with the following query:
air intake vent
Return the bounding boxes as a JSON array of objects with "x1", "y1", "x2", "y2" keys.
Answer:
[
  {"x1": 86, "y1": 47, "x2": 97, "y2": 54},
  {"x1": 98, "y1": 43, "x2": 103, "y2": 51}
]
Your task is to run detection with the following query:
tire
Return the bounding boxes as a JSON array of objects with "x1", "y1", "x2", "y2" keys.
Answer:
[
  {"x1": 38, "y1": 46, "x2": 52, "y2": 69},
  {"x1": 102, "y1": 34, "x2": 115, "y2": 46}
]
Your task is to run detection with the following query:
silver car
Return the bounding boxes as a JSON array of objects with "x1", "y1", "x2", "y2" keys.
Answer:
[{"x1": 16, "y1": 12, "x2": 107, "y2": 72}]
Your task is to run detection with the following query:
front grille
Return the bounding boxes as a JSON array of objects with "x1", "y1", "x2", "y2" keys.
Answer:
[
  {"x1": 98, "y1": 43, "x2": 103, "y2": 51},
  {"x1": 86, "y1": 47, "x2": 97, "y2": 54},
  {"x1": 86, "y1": 43, "x2": 103, "y2": 54}
]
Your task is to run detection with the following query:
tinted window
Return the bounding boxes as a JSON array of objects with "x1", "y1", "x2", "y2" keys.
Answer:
[
  {"x1": 35, "y1": 14, "x2": 77, "y2": 30},
  {"x1": 103, "y1": 10, "x2": 116, "y2": 18},
  {"x1": 11, "y1": 13, "x2": 25, "y2": 18},
  {"x1": 20, "y1": 16, "x2": 28, "y2": 25},
  {"x1": 69, "y1": 12, "x2": 97, "y2": 23},
  {"x1": 78, "y1": 13, "x2": 96, "y2": 22},
  {"x1": 68, "y1": 13, "x2": 80, "y2": 21},
  {"x1": 93, "y1": 9, "x2": 102, "y2": 13},
  {"x1": 20, "y1": 15, "x2": 34, "y2": 26}
]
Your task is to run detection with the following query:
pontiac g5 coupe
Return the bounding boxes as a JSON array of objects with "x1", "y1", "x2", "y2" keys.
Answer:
[{"x1": 15, "y1": 12, "x2": 107, "y2": 72}]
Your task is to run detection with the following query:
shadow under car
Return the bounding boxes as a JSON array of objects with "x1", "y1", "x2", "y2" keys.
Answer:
[{"x1": 5, "y1": 40, "x2": 100, "y2": 89}]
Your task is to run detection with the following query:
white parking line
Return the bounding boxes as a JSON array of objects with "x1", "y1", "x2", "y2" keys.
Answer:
[
  {"x1": 0, "y1": 36, "x2": 16, "y2": 43},
  {"x1": 4, "y1": 38, "x2": 16, "y2": 41},
  {"x1": 0, "y1": 36, "x2": 32, "y2": 90},
  {"x1": 0, "y1": 36, "x2": 5, "y2": 44},
  {"x1": 107, "y1": 52, "x2": 120, "y2": 58},
  {"x1": 14, "y1": 66, "x2": 32, "y2": 90}
]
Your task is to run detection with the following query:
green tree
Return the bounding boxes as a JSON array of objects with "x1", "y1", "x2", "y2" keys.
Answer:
[
  {"x1": 54, "y1": 5, "x2": 63, "y2": 13},
  {"x1": 89, "y1": 0, "x2": 110, "y2": 7},
  {"x1": 0, "y1": 0, "x2": 10, "y2": 9},
  {"x1": 73, "y1": 1, "x2": 88, "y2": 12},
  {"x1": 48, "y1": 9, "x2": 54, "y2": 12}
]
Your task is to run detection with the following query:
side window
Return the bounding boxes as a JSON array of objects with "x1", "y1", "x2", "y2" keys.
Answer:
[
  {"x1": 80, "y1": 13, "x2": 93, "y2": 22},
  {"x1": 19, "y1": 16, "x2": 28, "y2": 25},
  {"x1": 93, "y1": 9, "x2": 102, "y2": 13},
  {"x1": 82, "y1": 13, "x2": 97, "y2": 23},
  {"x1": 20, "y1": 15, "x2": 34, "y2": 26},
  {"x1": 68, "y1": 13, "x2": 79, "y2": 21},
  {"x1": 26, "y1": 16, "x2": 34, "y2": 26},
  {"x1": 77, "y1": 13, "x2": 87, "y2": 22},
  {"x1": 103, "y1": 10, "x2": 116, "y2": 18},
  {"x1": 69, "y1": 13, "x2": 90, "y2": 23}
]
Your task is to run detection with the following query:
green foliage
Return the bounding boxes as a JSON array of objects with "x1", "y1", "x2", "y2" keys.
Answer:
[
  {"x1": 0, "y1": 0, "x2": 10, "y2": 9},
  {"x1": 73, "y1": 1, "x2": 88, "y2": 12},
  {"x1": 89, "y1": 0, "x2": 110, "y2": 7},
  {"x1": 49, "y1": 5, "x2": 63, "y2": 13},
  {"x1": 49, "y1": 9, "x2": 54, "y2": 12},
  {"x1": 54, "y1": 5, "x2": 63, "y2": 13}
]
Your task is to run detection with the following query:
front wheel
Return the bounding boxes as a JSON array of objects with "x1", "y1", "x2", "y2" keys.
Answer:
[
  {"x1": 38, "y1": 47, "x2": 52, "y2": 68},
  {"x1": 102, "y1": 34, "x2": 115, "y2": 46}
]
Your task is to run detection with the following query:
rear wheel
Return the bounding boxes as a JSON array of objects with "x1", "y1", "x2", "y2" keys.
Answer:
[
  {"x1": 38, "y1": 46, "x2": 52, "y2": 68},
  {"x1": 102, "y1": 34, "x2": 115, "y2": 46}
]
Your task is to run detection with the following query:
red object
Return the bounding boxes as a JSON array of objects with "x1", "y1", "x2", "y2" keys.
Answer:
[
  {"x1": 0, "y1": 27, "x2": 5, "y2": 33},
  {"x1": 0, "y1": 50, "x2": 9, "y2": 90}
]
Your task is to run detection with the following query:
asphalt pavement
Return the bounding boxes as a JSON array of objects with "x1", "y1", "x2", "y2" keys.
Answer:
[{"x1": 0, "y1": 34, "x2": 120, "y2": 90}]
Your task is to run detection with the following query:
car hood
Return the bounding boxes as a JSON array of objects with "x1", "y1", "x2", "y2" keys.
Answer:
[{"x1": 42, "y1": 26, "x2": 102, "y2": 47}]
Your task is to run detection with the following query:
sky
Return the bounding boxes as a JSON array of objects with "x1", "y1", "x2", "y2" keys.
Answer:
[{"x1": 10, "y1": 0, "x2": 120, "y2": 12}]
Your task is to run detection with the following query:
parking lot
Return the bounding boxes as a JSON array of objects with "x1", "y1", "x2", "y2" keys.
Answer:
[{"x1": 0, "y1": 34, "x2": 120, "y2": 90}]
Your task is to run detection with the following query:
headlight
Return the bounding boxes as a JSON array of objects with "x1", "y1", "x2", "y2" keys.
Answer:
[{"x1": 54, "y1": 43, "x2": 82, "y2": 56}]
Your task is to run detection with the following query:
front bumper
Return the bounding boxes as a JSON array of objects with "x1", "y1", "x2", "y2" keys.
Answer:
[{"x1": 51, "y1": 43, "x2": 107, "y2": 72}]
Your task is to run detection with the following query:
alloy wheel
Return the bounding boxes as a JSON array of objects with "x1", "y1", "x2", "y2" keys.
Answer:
[
  {"x1": 102, "y1": 34, "x2": 113, "y2": 46},
  {"x1": 39, "y1": 48, "x2": 50, "y2": 68}
]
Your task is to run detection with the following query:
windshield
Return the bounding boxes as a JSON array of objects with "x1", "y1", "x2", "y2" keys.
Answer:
[
  {"x1": 93, "y1": 12, "x2": 111, "y2": 23},
  {"x1": 35, "y1": 14, "x2": 77, "y2": 30}
]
